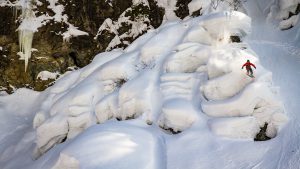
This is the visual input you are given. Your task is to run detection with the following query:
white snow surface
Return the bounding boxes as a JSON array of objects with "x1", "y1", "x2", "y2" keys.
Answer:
[
  {"x1": 1, "y1": 1, "x2": 300, "y2": 168},
  {"x1": 62, "y1": 23, "x2": 89, "y2": 42},
  {"x1": 37, "y1": 71, "x2": 59, "y2": 81}
]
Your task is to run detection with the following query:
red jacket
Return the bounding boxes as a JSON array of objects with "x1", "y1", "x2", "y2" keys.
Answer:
[{"x1": 242, "y1": 62, "x2": 256, "y2": 70}]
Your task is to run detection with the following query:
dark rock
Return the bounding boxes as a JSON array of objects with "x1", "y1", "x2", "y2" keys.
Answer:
[
  {"x1": 286, "y1": 4, "x2": 300, "y2": 19},
  {"x1": 191, "y1": 8, "x2": 202, "y2": 17},
  {"x1": 230, "y1": 35, "x2": 241, "y2": 43},
  {"x1": 174, "y1": 0, "x2": 192, "y2": 19},
  {"x1": 116, "y1": 114, "x2": 136, "y2": 121},
  {"x1": 161, "y1": 127, "x2": 182, "y2": 134},
  {"x1": 59, "y1": 135, "x2": 68, "y2": 144},
  {"x1": 0, "y1": 7, "x2": 18, "y2": 39},
  {"x1": 255, "y1": 123, "x2": 271, "y2": 141},
  {"x1": 148, "y1": 0, "x2": 165, "y2": 28},
  {"x1": 52, "y1": 52, "x2": 63, "y2": 59},
  {"x1": 296, "y1": 4, "x2": 300, "y2": 14},
  {"x1": 115, "y1": 78, "x2": 127, "y2": 88},
  {"x1": 146, "y1": 120, "x2": 153, "y2": 125}
]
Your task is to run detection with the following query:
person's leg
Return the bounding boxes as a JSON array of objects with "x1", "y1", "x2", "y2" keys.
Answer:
[
  {"x1": 246, "y1": 69, "x2": 250, "y2": 75},
  {"x1": 249, "y1": 68, "x2": 253, "y2": 76}
]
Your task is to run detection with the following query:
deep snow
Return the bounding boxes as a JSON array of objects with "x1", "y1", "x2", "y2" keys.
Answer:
[{"x1": 1, "y1": 0, "x2": 300, "y2": 169}]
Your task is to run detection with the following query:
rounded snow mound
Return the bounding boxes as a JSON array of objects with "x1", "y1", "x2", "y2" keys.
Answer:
[{"x1": 30, "y1": 11, "x2": 287, "y2": 157}]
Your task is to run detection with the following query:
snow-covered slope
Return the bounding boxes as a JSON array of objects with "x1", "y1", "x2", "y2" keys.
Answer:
[
  {"x1": 243, "y1": 0, "x2": 300, "y2": 168},
  {"x1": 1, "y1": 2, "x2": 298, "y2": 169}
]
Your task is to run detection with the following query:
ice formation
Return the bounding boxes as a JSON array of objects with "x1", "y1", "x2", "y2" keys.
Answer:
[
  {"x1": 17, "y1": 0, "x2": 35, "y2": 72},
  {"x1": 18, "y1": 29, "x2": 33, "y2": 72}
]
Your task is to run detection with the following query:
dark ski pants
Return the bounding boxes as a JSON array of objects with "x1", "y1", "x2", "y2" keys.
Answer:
[{"x1": 247, "y1": 68, "x2": 253, "y2": 76}]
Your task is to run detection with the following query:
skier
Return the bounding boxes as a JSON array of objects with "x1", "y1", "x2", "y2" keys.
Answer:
[{"x1": 241, "y1": 60, "x2": 256, "y2": 77}]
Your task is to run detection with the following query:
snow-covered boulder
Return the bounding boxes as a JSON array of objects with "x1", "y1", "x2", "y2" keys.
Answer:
[
  {"x1": 199, "y1": 11, "x2": 251, "y2": 45},
  {"x1": 94, "y1": 92, "x2": 119, "y2": 123},
  {"x1": 202, "y1": 82, "x2": 282, "y2": 117},
  {"x1": 253, "y1": 106, "x2": 288, "y2": 138},
  {"x1": 183, "y1": 26, "x2": 213, "y2": 45},
  {"x1": 117, "y1": 71, "x2": 161, "y2": 122},
  {"x1": 140, "y1": 23, "x2": 188, "y2": 65},
  {"x1": 158, "y1": 98, "x2": 198, "y2": 133},
  {"x1": 164, "y1": 43, "x2": 210, "y2": 73},
  {"x1": 202, "y1": 71, "x2": 253, "y2": 101}
]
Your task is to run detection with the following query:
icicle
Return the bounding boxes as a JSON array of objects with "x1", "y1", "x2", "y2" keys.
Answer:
[
  {"x1": 19, "y1": 29, "x2": 34, "y2": 72},
  {"x1": 17, "y1": 0, "x2": 35, "y2": 72}
]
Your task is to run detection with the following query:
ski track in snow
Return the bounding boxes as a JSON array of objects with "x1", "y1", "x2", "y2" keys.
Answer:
[
  {"x1": 244, "y1": 0, "x2": 300, "y2": 165},
  {"x1": 248, "y1": 40, "x2": 300, "y2": 59},
  {"x1": 248, "y1": 40, "x2": 300, "y2": 169}
]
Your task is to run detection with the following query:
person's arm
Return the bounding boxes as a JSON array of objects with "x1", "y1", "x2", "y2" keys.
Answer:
[
  {"x1": 251, "y1": 63, "x2": 256, "y2": 69},
  {"x1": 242, "y1": 63, "x2": 246, "y2": 69}
]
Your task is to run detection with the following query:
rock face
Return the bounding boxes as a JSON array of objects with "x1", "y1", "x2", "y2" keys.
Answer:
[
  {"x1": 0, "y1": 0, "x2": 165, "y2": 93},
  {"x1": 174, "y1": 0, "x2": 193, "y2": 19}
]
